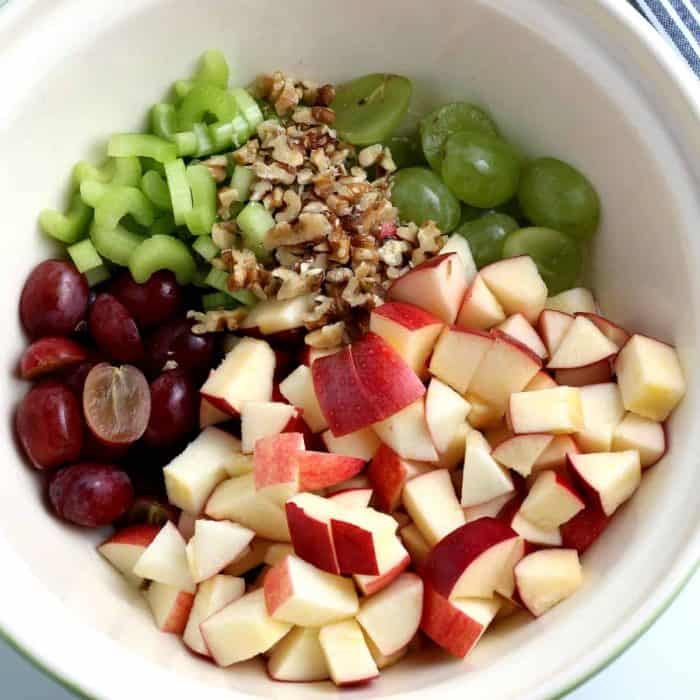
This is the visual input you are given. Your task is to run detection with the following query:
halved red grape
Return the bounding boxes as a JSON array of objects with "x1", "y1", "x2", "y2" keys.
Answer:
[
  {"x1": 145, "y1": 318, "x2": 215, "y2": 378},
  {"x1": 119, "y1": 496, "x2": 179, "y2": 527},
  {"x1": 83, "y1": 363, "x2": 151, "y2": 446},
  {"x1": 49, "y1": 463, "x2": 133, "y2": 527},
  {"x1": 109, "y1": 270, "x2": 183, "y2": 330},
  {"x1": 88, "y1": 293, "x2": 145, "y2": 365},
  {"x1": 81, "y1": 428, "x2": 131, "y2": 463},
  {"x1": 16, "y1": 380, "x2": 83, "y2": 469},
  {"x1": 20, "y1": 260, "x2": 89, "y2": 338},
  {"x1": 143, "y1": 369, "x2": 197, "y2": 449},
  {"x1": 20, "y1": 337, "x2": 89, "y2": 380},
  {"x1": 61, "y1": 359, "x2": 101, "y2": 396}
]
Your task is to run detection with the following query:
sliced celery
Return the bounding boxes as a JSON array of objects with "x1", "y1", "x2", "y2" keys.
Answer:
[
  {"x1": 67, "y1": 238, "x2": 103, "y2": 273},
  {"x1": 230, "y1": 88, "x2": 264, "y2": 130},
  {"x1": 151, "y1": 213, "x2": 177, "y2": 237},
  {"x1": 230, "y1": 165, "x2": 256, "y2": 201},
  {"x1": 39, "y1": 193, "x2": 92, "y2": 244},
  {"x1": 236, "y1": 202, "x2": 274, "y2": 260},
  {"x1": 202, "y1": 291, "x2": 238, "y2": 311},
  {"x1": 204, "y1": 267, "x2": 257, "y2": 304},
  {"x1": 128, "y1": 234, "x2": 196, "y2": 285},
  {"x1": 184, "y1": 164, "x2": 217, "y2": 235},
  {"x1": 173, "y1": 79, "x2": 197, "y2": 101},
  {"x1": 192, "y1": 235, "x2": 220, "y2": 261},
  {"x1": 192, "y1": 122, "x2": 216, "y2": 157},
  {"x1": 209, "y1": 114, "x2": 251, "y2": 151},
  {"x1": 141, "y1": 170, "x2": 172, "y2": 211},
  {"x1": 93, "y1": 186, "x2": 156, "y2": 230},
  {"x1": 80, "y1": 180, "x2": 110, "y2": 208},
  {"x1": 164, "y1": 159, "x2": 193, "y2": 226},
  {"x1": 90, "y1": 223, "x2": 146, "y2": 266},
  {"x1": 150, "y1": 103, "x2": 178, "y2": 142},
  {"x1": 194, "y1": 50, "x2": 229, "y2": 88},
  {"x1": 178, "y1": 84, "x2": 238, "y2": 131},
  {"x1": 174, "y1": 131, "x2": 198, "y2": 157},
  {"x1": 108, "y1": 133, "x2": 177, "y2": 164},
  {"x1": 72, "y1": 156, "x2": 141, "y2": 188},
  {"x1": 85, "y1": 265, "x2": 111, "y2": 287},
  {"x1": 111, "y1": 157, "x2": 143, "y2": 186}
]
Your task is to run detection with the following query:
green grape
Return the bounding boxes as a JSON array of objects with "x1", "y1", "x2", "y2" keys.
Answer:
[
  {"x1": 383, "y1": 133, "x2": 426, "y2": 169},
  {"x1": 441, "y1": 131, "x2": 521, "y2": 208},
  {"x1": 459, "y1": 203, "x2": 484, "y2": 224},
  {"x1": 391, "y1": 167, "x2": 461, "y2": 233},
  {"x1": 518, "y1": 157, "x2": 600, "y2": 240},
  {"x1": 457, "y1": 212, "x2": 519, "y2": 268},
  {"x1": 331, "y1": 74, "x2": 412, "y2": 146},
  {"x1": 502, "y1": 226, "x2": 583, "y2": 295},
  {"x1": 420, "y1": 102, "x2": 498, "y2": 172}
]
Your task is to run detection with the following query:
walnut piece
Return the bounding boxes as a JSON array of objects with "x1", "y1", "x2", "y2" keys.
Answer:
[
  {"x1": 305, "y1": 321, "x2": 345, "y2": 348},
  {"x1": 187, "y1": 308, "x2": 247, "y2": 334}
]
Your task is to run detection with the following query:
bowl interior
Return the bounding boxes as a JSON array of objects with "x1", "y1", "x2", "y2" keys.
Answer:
[{"x1": 1, "y1": 1, "x2": 699, "y2": 699}]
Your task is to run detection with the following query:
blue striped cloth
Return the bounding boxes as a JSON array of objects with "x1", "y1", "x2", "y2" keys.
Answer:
[{"x1": 631, "y1": 0, "x2": 700, "y2": 76}]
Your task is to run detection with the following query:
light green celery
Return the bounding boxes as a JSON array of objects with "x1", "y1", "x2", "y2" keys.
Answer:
[
  {"x1": 192, "y1": 235, "x2": 220, "y2": 261},
  {"x1": 202, "y1": 291, "x2": 239, "y2": 311},
  {"x1": 178, "y1": 84, "x2": 238, "y2": 131},
  {"x1": 90, "y1": 223, "x2": 146, "y2": 266},
  {"x1": 150, "y1": 103, "x2": 178, "y2": 141},
  {"x1": 236, "y1": 201, "x2": 274, "y2": 260},
  {"x1": 230, "y1": 165, "x2": 255, "y2": 201},
  {"x1": 128, "y1": 235, "x2": 196, "y2": 284},
  {"x1": 164, "y1": 159, "x2": 193, "y2": 225},
  {"x1": 141, "y1": 170, "x2": 172, "y2": 211},
  {"x1": 151, "y1": 213, "x2": 177, "y2": 237},
  {"x1": 85, "y1": 265, "x2": 111, "y2": 286},
  {"x1": 108, "y1": 133, "x2": 177, "y2": 163},
  {"x1": 230, "y1": 87, "x2": 264, "y2": 130},
  {"x1": 93, "y1": 186, "x2": 156, "y2": 230},
  {"x1": 194, "y1": 50, "x2": 230, "y2": 88},
  {"x1": 67, "y1": 238, "x2": 103, "y2": 273},
  {"x1": 72, "y1": 156, "x2": 142, "y2": 188},
  {"x1": 184, "y1": 164, "x2": 217, "y2": 235},
  {"x1": 39, "y1": 193, "x2": 92, "y2": 244},
  {"x1": 204, "y1": 267, "x2": 257, "y2": 304}
]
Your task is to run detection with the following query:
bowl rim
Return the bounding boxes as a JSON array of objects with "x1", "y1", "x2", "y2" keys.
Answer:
[{"x1": 0, "y1": 0, "x2": 699, "y2": 698}]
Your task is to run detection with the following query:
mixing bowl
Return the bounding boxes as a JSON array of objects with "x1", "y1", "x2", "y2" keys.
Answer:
[{"x1": 1, "y1": 0, "x2": 699, "y2": 698}]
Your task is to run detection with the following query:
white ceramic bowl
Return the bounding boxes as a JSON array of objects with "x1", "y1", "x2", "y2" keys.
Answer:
[{"x1": 1, "y1": 0, "x2": 699, "y2": 698}]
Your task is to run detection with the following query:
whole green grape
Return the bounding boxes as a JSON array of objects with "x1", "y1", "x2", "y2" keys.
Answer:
[
  {"x1": 457, "y1": 212, "x2": 519, "y2": 268},
  {"x1": 383, "y1": 133, "x2": 426, "y2": 170},
  {"x1": 518, "y1": 157, "x2": 600, "y2": 240}
]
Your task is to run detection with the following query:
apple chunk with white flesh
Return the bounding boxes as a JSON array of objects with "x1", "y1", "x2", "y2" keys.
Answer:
[
  {"x1": 279, "y1": 365, "x2": 328, "y2": 433},
  {"x1": 372, "y1": 399, "x2": 438, "y2": 462},
  {"x1": 420, "y1": 585, "x2": 500, "y2": 658},
  {"x1": 388, "y1": 252, "x2": 469, "y2": 324},
  {"x1": 267, "y1": 627, "x2": 330, "y2": 682},
  {"x1": 353, "y1": 535, "x2": 411, "y2": 596},
  {"x1": 533, "y1": 435, "x2": 580, "y2": 471},
  {"x1": 547, "y1": 315, "x2": 618, "y2": 370},
  {"x1": 201, "y1": 337, "x2": 275, "y2": 414},
  {"x1": 297, "y1": 451, "x2": 366, "y2": 491},
  {"x1": 264, "y1": 554, "x2": 359, "y2": 626},
  {"x1": 365, "y1": 636, "x2": 408, "y2": 670},
  {"x1": 554, "y1": 359, "x2": 612, "y2": 387},
  {"x1": 223, "y1": 538, "x2": 271, "y2": 576},
  {"x1": 200, "y1": 588, "x2": 292, "y2": 667},
  {"x1": 575, "y1": 383, "x2": 625, "y2": 452},
  {"x1": 614, "y1": 334, "x2": 686, "y2": 421},
  {"x1": 577, "y1": 312, "x2": 630, "y2": 348},
  {"x1": 319, "y1": 619, "x2": 379, "y2": 687},
  {"x1": 240, "y1": 401, "x2": 298, "y2": 453},
  {"x1": 428, "y1": 326, "x2": 492, "y2": 394},
  {"x1": 322, "y1": 426, "x2": 381, "y2": 461},
  {"x1": 356, "y1": 573, "x2": 424, "y2": 656},
  {"x1": 491, "y1": 433, "x2": 553, "y2": 477},
  {"x1": 499, "y1": 496, "x2": 563, "y2": 547},
  {"x1": 367, "y1": 443, "x2": 431, "y2": 512},
  {"x1": 537, "y1": 309, "x2": 574, "y2": 356},
  {"x1": 422, "y1": 518, "x2": 521, "y2": 599},
  {"x1": 133, "y1": 522, "x2": 195, "y2": 592},
  {"x1": 461, "y1": 440, "x2": 515, "y2": 507},
  {"x1": 519, "y1": 470, "x2": 585, "y2": 530},
  {"x1": 509, "y1": 386, "x2": 584, "y2": 435},
  {"x1": 163, "y1": 427, "x2": 241, "y2": 514},
  {"x1": 568, "y1": 451, "x2": 642, "y2": 516},
  {"x1": 403, "y1": 469, "x2": 466, "y2": 546},
  {"x1": 253, "y1": 432, "x2": 305, "y2": 503},
  {"x1": 425, "y1": 378, "x2": 472, "y2": 454},
  {"x1": 369, "y1": 301, "x2": 444, "y2": 376},
  {"x1": 612, "y1": 412, "x2": 666, "y2": 468},
  {"x1": 199, "y1": 398, "x2": 231, "y2": 428},
  {"x1": 183, "y1": 575, "x2": 245, "y2": 655},
  {"x1": 328, "y1": 488, "x2": 373, "y2": 508},
  {"x1": 98, "y1": 524, "x2": 161, "y2": 587},
  {"x1": 457, "y1": 273, "x2": 506, "y2": 330},
  {"x1": 186, "y1": 519, "x2": 255, "y2": 583},
  {"x1": 145, "y1": 582, "x2": 194, "y2": 635},
  {"x1": 441, "y1": 232, "x2": 478, "y2": 281},
  {"x1": 545, "y1": 287, "x2": 597, "y2": 315},
  {"x1": 463, "y1": 493, "x2": 514, "y2": 523},
  {"x1": 515, "y1": 549, "x2": 582, "y2": 617},
  {"x1": 497, "y1": 313, "x2": 548, "y2": 359},
  {"x1": 240, "y1": 293, "x2": 315, "y2": 335},
  {"x1": 399, "y1": 523, "x2": 431, "y2": 568}
]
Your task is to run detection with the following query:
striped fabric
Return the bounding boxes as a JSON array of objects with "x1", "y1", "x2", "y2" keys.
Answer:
[{"x1": 631, "y1": 0, "x2": 700, "y2": 76}]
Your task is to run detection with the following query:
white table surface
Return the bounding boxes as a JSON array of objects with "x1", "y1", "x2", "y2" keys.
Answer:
[{"x1": 1, "y1": 571, "x2": 697, "y2": 699}]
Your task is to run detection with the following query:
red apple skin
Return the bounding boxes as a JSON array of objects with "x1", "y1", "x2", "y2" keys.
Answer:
[
  {"x1": 330, "y1": 520, "x2": 379, "y2": 575},
  {"x1": 372, "y1": 301, "x2": 442, "y2": 330},
  {"x1": 576, "y1": 312, "x2": 630, "y2": 348},
  {"x1": 199, "y1": 391, "x2": 238, "y2": 417},
  {"x1": 554, "y1": 359, "x2": 612, "y2": 387},
  {"x1": 422, "y1": 518, "x2": 518, "y2": 599},
  {"x1": 263, "y1": 556, "x2": 293, "y2": 617},
  {"x1": 161, "y1": 591, "x2": 196, "y2": 634},
  {"x1": 101, "y1": 523, "x2": 161, "y2": 548},
  {"x1": 20, "y1": 337, "x2": 89, "y2": 380},
  {"x1": 283, "y1": 413, "x2": 326, "y2": 452},
  {"x1": 254, "y1": 432, "x2": 305, "y2": 490},
  {"x1": 356, "y1": 553, "x2": 411, "y2": 596},
  {"x1": 566, "y1": 454, "x2": 609, "y2": 515},
  {"x1": 491, "y1": 329, "x2": 543, "y2": 367},
  {"x1": 560, "y1": 505, "x2": 610, "y2": 554},
  {"x1": 285, "y1": 501, "x2": 339, "y2": 574},
  {"x1": 366, "y1": 444, "x2": 411, "y2": 513},
  {"x1": 420, "y1": 585, "x2": 486, "y2": 658},
  {"x1": 297, "y1": 452, "x2": 366, "y2": 491}
]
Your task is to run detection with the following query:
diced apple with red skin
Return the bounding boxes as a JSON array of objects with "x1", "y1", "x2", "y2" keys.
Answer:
[
  {"x1": 428, "y1": 326, "x2": 493, "y2": 394},
  {"x1": 441, "y1": 233, "x2": 478, "y2": 281},
  {"x1": 263, "y1": 544, "x2": 295, "y2": 567},
  {"x1": 514, "y1": 549, "x2": 582, "y2": 617},
  {"x1": 240, "y1": 293, "x2": 316, "y2": 336},
  {"x1": 299, "y1": 345, "x2": 342, "y2": 367},
  {"x1": 365, "y1": 636, "x2": 408, "y2": 670},
  {"x1": 491, "y1": 433, "x2": 554, "y2": 477},
  {"x1": 568, "y1": 451, "x2": 642, "y2": 516},
  {"x1": 576, "y1": 312, "x2": 630, "y2": 348},
  {"x1": 200, "y1": 588, "x2": 293, "y2": 667},
  {"x1": 524, "y1": 371, "x2": 558, "y2": 391},
  {"x1": 353, "y1": 536, "x2": 411, "y2": 596},
  {"x1": 425, "y1": 378, "x2": 472, "y2": 455},
  {"x1": 145, "y1": 582, "x2": 194, "y2": 635},
  {"x1": 388, "y1": 252, "x2": 469, "y2": 324},
  {"x1": 403, "y1": 469, "x2": 466, "y2": 546},
  {"x1": 480, "y1": 256, "x2": 547, "y2": 323},
  {"x1": 199, "y1": 398, "x2": 231, "y2": 429},
  {"x1": 519, "y1": 470, "x2": 585, "y2": 530},
  {"x1": 177, "y1": 511, "x2": 196, "y2": 541},
  {"x1": 614, "y1": 334, "x2": 686, "y2": 421},
  {"x1": 319, "y1": 619, "x2": 379, "y2": 687},
  {"x1": 241, "y1": 401, "x2": 298, "y2": 454},
  {"x1": 497, "y1": 313, "x2": 548, "y2": 359},
  {"x1": 297, "y1": 451, "x2": 366, "y2": 491},
  {"x1": 545, "y1": 287, "x2": 597, "y2": 315},
  {"x1": 328, "y1": 488, "x2": 373, "y2": 508},
  {"x1": 356, "y1": 573, "x2": 423, "y2": 656},
  {"x1": 367, "y1": 444, "x2": 431, "y2": 512},
  {"x1": 223, "y1": 538, "x2": 272, "y2": 576},
  {"x1": 286, "y1": 493, "x2": 341, "y2": 574},
  {"x1": 422, "y1": 518, "x2": 521, "y2": 599},
  {"x1": 267, "y1": 627, "x2": 330, "y2": 682},
  {"x1": 183, "y1": 575, "x2": 245, "y2": 655},
  {"x1": 186, "y1": 519, "x2": 255, "y2": 583},
  {"x1": 498, "y1": 496, "x2": 563, "y2": 547},
  {"x1": 612, "y1": 412, "x2": 666, "y2": 468},
  {"x1": 554, "y1": 359, "x2": 612, "y2": 387},
  {"x1": 461, "y1": 440, "x2": 515, "y2": 507},
  {"x1": 575, "y1": 383, "x2": 625, "y2": 452},
  {"x1": 465, "y1": 393, "x2": 503, "y2": 429},
  {"x1": 133, "y1": 521, "x2": 195, "y2": 592},
  {"x1": 463, "y1": 493, "x2": 514, "y2": 523},
  {"x1": 369, "y1": 301, "x2": 444, "y2": 377},
  {"x1": 547, "y1": 315, "x2": 618, "y2": 370},
  {"x1": 98, "y1": 524, "x2": 161, "y2": 587},
  {"x1": 420, "y1": 585, "x2": 500, "y2": 658},
  {"x1": 201, "y1": 337, "x2": 275, "y2": 415},
  {"x1": 322, "y1": 426, "x2": 381, "y2": 461},
  {"x1": 537, "y1": 309, "x2": 574, "y2": 356},
  {"x1": 484, "y1": 422, "x2": 513, "y2": 448},
  {"x1": 509, "y1": 386, "x2": 583, "y2": 435},
  {"x1": 399, "y1": 523, "x2": 431, "y2": 569},
  {"x1": 436, "y1": 422, "x2": 471, "y2": 469},
  {"x1": 372, "y1": 399, "x2": 438, "y2": 462},
  {"x1": 457, "y1": 273, "x2": 506, "y2": 330},
  {"x1": 264, "y1": 554, "x2": 359, "y2": 626},
  {"x1": 279, "y1": 365, "x2": 328, "y2": 433},
  {"x1": 560, "y1": 505, "x2": 610, "y2": 554},
  {"x1": 206, "y1": 473, "x2": 290, "y2": 542},
  {"x1": 253, "y1": 432, "x2": 305, "y2": 504},
  {"x1": 533, "y1": 435, "x2": 580, "y2": 472},
  {"x1": 164, "y1": 427, "x2": 241, "y2": 515},
  {"x1": 325, "y1": 475, "x2": 371, "y2": 495}
]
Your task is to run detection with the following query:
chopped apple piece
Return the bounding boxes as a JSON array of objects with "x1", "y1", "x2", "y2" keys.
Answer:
[
  {"x1": 497, "y1": 313, "x2": 548, "y2": 359},
  {"x1": 612, "y1": 412, "x2": 666, "y2": 468},
  {"x1": 441, "y1": 233, "x2": 478, "y2": 282},
  {"x1": 267, "y1": 627, "x2": 330, "y2": 682},
  {"x1": 537, "y1": 309, "x2": 574, "y2": 355},
  {"x1": 491, "y1": 433, "x2": 554, "y2": 477},
  {"x1": 367, "y1": 443, "x2": 431, "y2": 512},
  {"x1": 399, "y1": 523, "x2": 431, "y2": 568},
  {"x1": 253, "y1": 432, "x2": 305, "y2": 504},
  {"x1": 425, "y1": 378, "x2": 472, "y2": 454},
  {"x1": 532, "y1": 435, "x2": 580, "y2": 472},
  {"x1": 547, "y1": 316, "x2": 618, "y2": 370},
  {"x1": 465, "y1": 392, "x2": 503, "y2": 429},
  {"x1": 560, "y1": 505, "x2": 610, "y2": 553},
  {"x1": 575, "y1": 383, "x2": 625, "y2": 452},
  {"x1": 576, "y1": 312, "x2": 630, "y2": 348},
  {"x1": 199, "y1": 398, "x2": 231, "y2": 428},
  {"x1": 509, "y1": 386, "x2": 583, "y2": 434},
  {"x1": 614, "y1": 334, "x2": 686, "y2": 421},
  {"x1": 457, "y1": 273, "x2": 507, "y2": 330},
  {"x1": 545, "y1": 288, "x2": 597, "y2": 315},
  {"x1": 499, "y1": 497, "x2": 562, "y2": 547},
  {"x1": 239, "y1": 293, "x2": 315, "y2": 335},
  {"x1": 461, "y1": 442, "x2": 515, "y2": 506},
  {"x1": 484, "y1": 422, "x2": 513, "y2": 448},
  {"x1": 319, "y1": 619, "x2": 379, "y2": 687},
  {"x1": 325, "y1": 475, "x2": 371, "y2": 494},
  {"x1": 352, "y1": 536, "x2": 410, "y2": 596},
  {"x1": 428, "y1": 326, "x2": 493, "y2": 394},
  {"x1": 554, "y1": 359, "x2": 612, "y2": 387},
  {"x1": 372, "y1": 399, "x2": 438, "y2": 462},
  {"x1": 133, "y1": 522, "x2": 195, "y2": 592},
  {"x1": 519, "y1": 470, "x2": 585, "y2": 530},
  {"x1": 480, "y1": 256, "x2": 547, "y2": 323},
  {"x1": 98, "y1": 524, "x2": 160, "y2": 587},
  {"x1": 524, "y1": 371, "x2": 558, "y2": 391},
  {"x1": 322, "y1": 426, "x2": 381, "y2": 461},
  {"x1": 436, "y1": 422, "x2": 471, "y2": 469},
  {"x1": 186, "y1": 519, "x2": 255, "y2": 583},
  {"x1": 365, "y1": 635, "x2": 408, "y2": 670},
  {"x1": 177, "y1": 511, "x2": 196, "y2": 541},
  {"x1": 279, "y1": 365, "x2": 328, "y2": 433},
  {"x1": 298, "y1": 451, "x2": 366, "y2": 491},
  {"x1": 145, "y1": 582, "x2": 194, "y2": 635},
  {"x1": 222, "y1": 538, "x2": 272, "y2": 576},
  {"x1": 328, "y1": 488, "x2": 373, "y2": 508},
  {"x1": 515, "y1": 549, "x2": 582, "y2": 616},
  {"x1": 263, "y1": 543, "x2": 295, "y2": 567},
  {"x1": 240, "y1": 401, "x2": 298, "y2": 453},
  {"x1": 463, "y1": 493, "x2": 514, "y2": 523}
]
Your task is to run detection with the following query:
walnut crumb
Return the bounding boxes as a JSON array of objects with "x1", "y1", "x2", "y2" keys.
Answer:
[
  {"x1": 305, "y1": 321, "x2": 345, "y2": 348},
  {"x1": 187, "y1": 308, "x2": 247, "y2": 334}
]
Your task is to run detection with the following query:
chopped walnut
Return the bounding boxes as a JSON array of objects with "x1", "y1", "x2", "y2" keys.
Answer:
[
  {"x1": 311, "y1": 106, "x2": 335, "y2": 125},
  {"x1": 317, "y1": 84, "x2": 336, "y2": 106},
  {"x1": 358, "y1": 144, "x2": 383, "y2": 168},
  {"x1": 225, "y1": 249, "x2": 266, "y2": 291},
  {"x1": 233, "y1": 139, "x2": 259, "y2": 165},
  {"x1": 202, "y1": 155, "x2": 229, "y2": 183},
  {"x1": 328, "y1": 227, "x2": 351, "y2": 264},
  {"x1": 187, "y1": 308, "x2": 247, "y2": 334},
  {"x1": 379, "y1": 147, "x2": 397, "y2": 173},
  {"x1": 273, "y1": 267, "x2": 323, "y2": 300},
  {"x1": 212, "y1": 222, "x2": 237, "y2": 250},
  {"x1": 252, "y1": 162, "x2": 296, "y2": 185},
  {"x1": 304, "y1": 295, "x2": 335, "y2": 329},
  {"x1": 378, "y1": 239, "x2": 411, "y2": 267},
  {"x1": 305, "y1": 321, "x2": 345, "y2": 349},
  {"x1": 275, "y1": 190, "x2": 302, "y2": 223},
  {"x1": 269, "y1": 134, "x2": 305, "y2": 168},
  {"x1": 265, "y1": 215, "x2": 329, "y2": 248},
  {"x1": 274, "y1": 78, "x2": 301, "y2": 115},
  {"x1": 396, "y1": 222, "x2": 419, "y2": 243},
  {"x1": 411, "y1": 220, "x2": 446, "y2": 265}
]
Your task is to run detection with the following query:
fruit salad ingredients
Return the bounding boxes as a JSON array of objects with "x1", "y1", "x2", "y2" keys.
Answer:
[
  {"x1": 143, "y1": 369, "x2": 198, "y2": 449},
  {"x1": 88, "y1": 293, "x2": 145, "y2": 365}
]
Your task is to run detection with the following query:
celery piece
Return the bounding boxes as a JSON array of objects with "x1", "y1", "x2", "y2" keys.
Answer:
[
  {"x1": 185, "y1": 164, "x2": 217, "y2": 235},
  {"x1": 151, "y1": 213, "x2": 177, "y2": 237},
  {"x1": 173, "y1": 79, "x2": 196, "y2": 101},
  {"x1": 108, "y1": 133, "x2": 177, "y2": 164},
  {"x1": 164, "y1": 159, "x2": 193, "y2": 226},
  {"x1": 192, "y1": 122, "x2": 216, "y2": 157},
  {"x1": 141, "y1": 157, "x2": 166, "y2": 177},
  {"x1": 39, "y1": 193, "x2": 92, "y2": 244},
  {"x1": 174, "y1": 131, "x2": 198, "y2": 157},
  {"x1": 209, "y1": 114, "x2": 251, "y2": 151},
  {"x1": 85, "y1": 265, "x2": 111, "y2": 287},
  {"x1": 141, "y1": 170, "x2": 172, "y2": 211},
  {"x1": 73, "y1": 156, "x2": 141, "y2": 188},
  {"x1": 230, "y1": 165, "x2": 256, "y2": 201},
  {"x1": 236, "y1": 201, "x2": 274, "y2": 260},
  {"x1": 80, "y1": 180, "x2": 111, "y2": 208},
  {"x1": 150, "y1": 103, "x2": 178, "y2": 142},
  {"x1": 90, "y1": 223, "x2": 146, "y2": 266},
  {"x1": 230, "y1": 88, "x2": 264, "y2": 130},
  {"x1": 178, "y1": 84, "x2": 238, "y2": 131},
  {"x1": 111, "y1": 157, "x2": 143, "y2": 186},
  {"x1": 129, "y1": 234, "x2": 196, "y2": 285},
  {"x1": 94, "y1": 186, "x2": 156, "y2": 230},
  {"x1": 194, "y1": 50, "x2": 230, "y2": 88},
  {"x1": 204, "y1": 267, "x2": 257, "y2": 305},
  {"x1": 192, "y1": 235, "x2": 220, "y2": 261},
  {"x1": 67, "y1": 238, "x2": 103, "y2": 273},
  {"x1": 202, "y1": 291, "x2": 238, "y2": 311}
]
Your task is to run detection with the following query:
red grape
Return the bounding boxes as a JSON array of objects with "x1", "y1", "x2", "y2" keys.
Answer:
[
  {"x1": 109, "y1": 270, "x2": 183, "y2": 330},
  {"x1": 81, "y1": 428, "x2": 130, "y2": 463},
  {"x1": 88, "y1": 293, "x2": 144, "y2": 365},
  {"x1": 49, "y1": 463, "x2": 133, "y2": 527},
  {"x1": 119, "y1": 496, "x2": 179, "y2": 527},
  {"x1": 83, "y1": 363, "x2": 151, "y2": 446},
  {"x1": 20, "y1": 337, "x2": 89, "y2": 380},
  {"x1": 145, "y1": 318, "x2": 215, "y2": 378},
  {"x1": 143, "y1": 369, "x2": 197, "y2": 449},
  {"x1": 16, "y1": 380, "x2": 83, "y2": 469},
  {"x1": 20, "y1": 260, "x2": 89, "y2": 338},
  {"x1": 60, "y1": 359, "x2": 101, "y2": 396}
]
